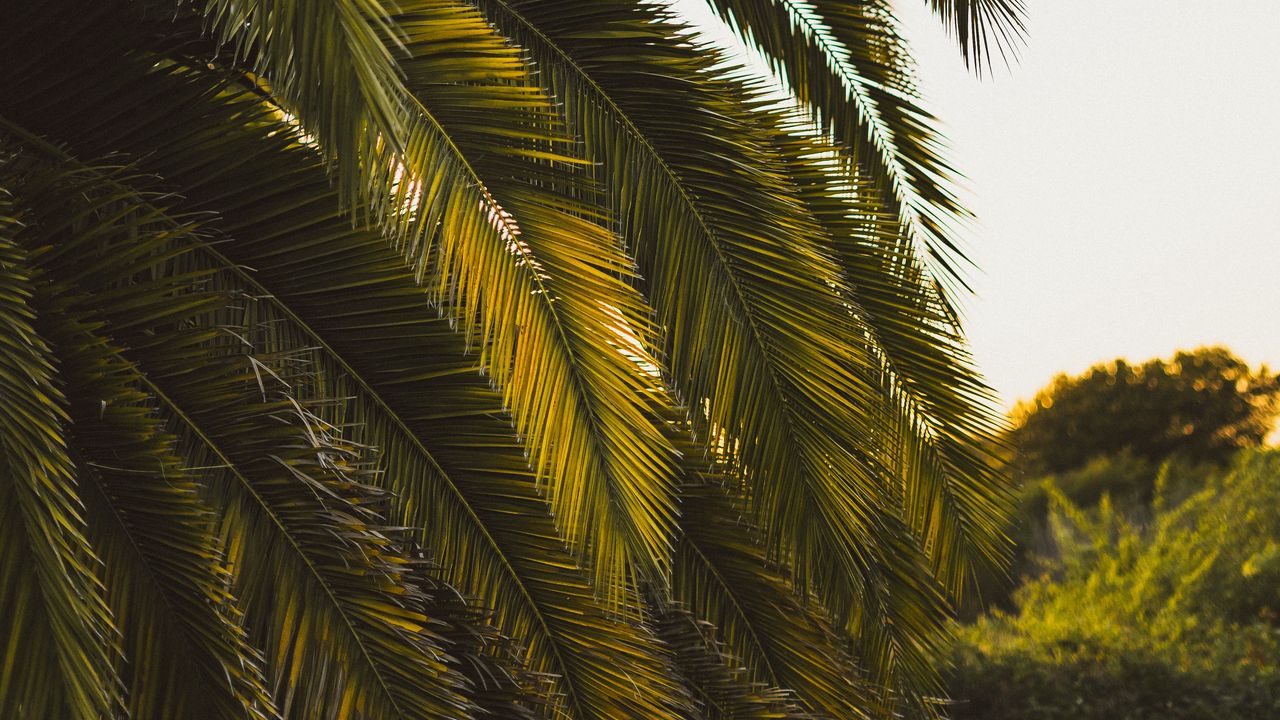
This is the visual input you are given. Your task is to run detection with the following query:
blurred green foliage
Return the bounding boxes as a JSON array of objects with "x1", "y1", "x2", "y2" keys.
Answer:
[
  {"x1": 1003, "y1": 453, "x2": 1215, "y2": 594},
  {"x1": 1013, "y1": 347, "x2": 1278, "y2": 476},
  {"x1": 983, "y1": 348, "x2": 1280, "y2": 612},
  {"x1": 946, "y1": 451, "x2": 1280, "y2": 719}
]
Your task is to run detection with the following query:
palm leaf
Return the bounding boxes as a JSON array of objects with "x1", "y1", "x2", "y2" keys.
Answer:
[
  {"x1": 472, "y1": 2, "x2": 952, "y2": 705},
  {"x1": 0, "y1": 0, "x2": 1020, "y2": 717},
  {"x1": 655, "y1": 608, "x2": 806, "y2": 720},
  {"x1": 2, "y1": 137, "x2": 477, "y2": 719},
  {"x1": 0, "y1": 17, "x2": 693, "y2": 717},
  {"x1": 675, "y1": 482, "x2": 885, "y2": 719},
  {"x1": 66, "y1": 352, "x2": 283, "y2": 720},
  {"x1": 699, "y1": 0, "x2": 1022, "y2": 300},
  {"x1": 773, "y1": 126, "x2": 1015, "y2": 604},
  {"x1": 196, "y1": 0, "x2": 682, "y2": 601},
  {"x1": 923, "y1": 0, "x2": 1027, "y2": 73},
  {"x1": 0, "y1": 180, "x2": 124, "y2": 720},
  {"x1": 0, "y1": 141, "x2": 281, "y2": 720}
]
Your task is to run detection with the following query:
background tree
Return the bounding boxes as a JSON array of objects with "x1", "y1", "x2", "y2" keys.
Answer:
[
  {"x1": 985, "y1": 347, "x2": 1279, "y2": 615},
  {"x1": 0, "y1": 1, "x2": 1022, "y2": 718},
  {"x1": 1012, "y1": 347, "x2": 1279, "y2": 476}
]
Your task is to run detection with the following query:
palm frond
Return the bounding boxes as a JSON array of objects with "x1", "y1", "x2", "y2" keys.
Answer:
[
  {"x1": 410, "y1": 569, "x2": 553, "y2": 720},
  {"x1": 656, "y1": 609, "x2": 807, "y2": 720},
  {"x1": 198, "y1": 0, "x2": 407, "y2": 209},
  {"x1": 773, "y1": 126, "x2": 1015, "y2": 603},
  {"x1": 3, "y1": 140, "x2": 479, "y2": 719},
  {"x1": 159, "y1": 331, "x2": 475, "y2": 720},
  {"x1": 702, "y1": 0, "x2": 978, "y2": 296},
  {"x1": 0, "y1": 182, "x2": 124, "y2": 720},
  {"x1": 0, "y1": 20, "x2": 693, "y2": 717},
  {"x1": 472, "y1": 3, "x2": 953, "y2": 704},
  {"x1": 0, "y1": 0, "x2": 1020, "y2": 717},
  {"x1": 52, "y1": 265, "x2": 281, "y2": 720},
  {"x1": 923, "y1": 0, "x2": 1027, "y2": 73},
  {"x1": 196, "y1": 0, "x2": 682, "y2": 601},
  {"x1": 0, "y1": 141, "x2": 281, "y2": 720},
  {"x1": 674, "y1": 482, "x2": 885, "y2": 719},
  {"x1": 66, "y1": 362, "x2": 283, "y2": 720}
]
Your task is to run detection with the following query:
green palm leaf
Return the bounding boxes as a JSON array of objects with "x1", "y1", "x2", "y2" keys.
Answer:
[
  {"x1": 2, "y1": 139, "x2": 479, "y2": 718},
  {"x1": 656, "y1": 608, "x2": 807, "y2": 720},
  {"x1": 472, "y1": 2, "x2": 953, "y2": 703},
  {"x1": 2, "y1": 141, "x2": 279, "y2": 720},
  {"x1": 198, "y1": 0, "x2": 682, "y2": 601},
  {"x1": 774, "y1": 126, "x2": 1015, "y2": 603},
  {"x1": 0, "y1": 19, "x2": 692, "y2": 716},
  {"x1": 0, "y1": 187, "x2": 124, "y2": 720},
  {"x1": 703, "y1": 0, "x2": 979, "y2": 294},
  {"x1": 699, "y1": 0, "x2": 1018, "y2": 622},
  {"x1": 0, "y1": 0, "x2": 1020, "y2": 717},
  {"x1": 674, "y1": 483, "x2": 881, "y2": 719},
  {"x1": 52, "y1": 256, "x2": 280, "y2": 720}
]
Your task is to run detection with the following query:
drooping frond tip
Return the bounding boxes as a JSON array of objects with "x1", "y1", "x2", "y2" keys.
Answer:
[{"x1": 926, "y1": 0, "x2": 1027, "y2": 74}]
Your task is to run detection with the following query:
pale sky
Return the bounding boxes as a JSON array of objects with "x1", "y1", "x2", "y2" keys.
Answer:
[
  {"x1": 677, "y1": 0, "x2": 1280, "y2": 407},
  {"x1": 891, "y1": 0, "x2": 1280, "y2": 406}
]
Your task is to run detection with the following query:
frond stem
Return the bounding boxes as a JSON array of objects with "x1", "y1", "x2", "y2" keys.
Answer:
[{"x1": 132, "y1": 370, "x2": 409, "y2": 718}]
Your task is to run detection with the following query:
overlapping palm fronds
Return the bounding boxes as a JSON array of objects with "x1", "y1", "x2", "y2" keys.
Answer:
[{"x1": 0, "y1": 0, "x2": 1022, "y2": 717}]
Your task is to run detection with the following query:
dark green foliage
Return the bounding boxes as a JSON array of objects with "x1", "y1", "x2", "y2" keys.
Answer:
[
  {"x1": 948, "y1": 639, "x2": 1280, "y2": 720},
  {"x1": 1012, "y1": 347, "x2": 1279, "y2": 476},
  {"x1": 1010, "y1": 452, "x2": 1218, "y2": 578},
  {"x1": 1018, "y1": 451, "x2": 1156, "y2": 518},
  {"x1": 992, "y1": 348, "x2": 1278, "y2": 611}
]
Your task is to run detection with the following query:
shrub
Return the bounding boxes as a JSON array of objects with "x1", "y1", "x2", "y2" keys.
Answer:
[{"x1": 946, "y1": 450, "x2": 1280, "y2": 719}]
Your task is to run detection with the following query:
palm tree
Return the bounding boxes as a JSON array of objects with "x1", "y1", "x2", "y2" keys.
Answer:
[{"x1": 0, "y1": 0, "x2": 1023, "y2": 718}]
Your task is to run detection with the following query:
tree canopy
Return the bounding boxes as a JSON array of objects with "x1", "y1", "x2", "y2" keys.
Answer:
[{"x1": 1012, "y1": 347, "x2": 1279, "y2": 476}]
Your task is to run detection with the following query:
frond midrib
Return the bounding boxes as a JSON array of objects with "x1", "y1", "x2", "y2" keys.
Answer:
[
  {"x1": 680, "y1": 532, "x2": 784, "y2": 687},
  {"x1": 197, "y1": 239, "x2": 589, "y2": 717},
  {"x1": 487, "y1": 0, "x2": 868, "y2": 542},
  {"x1": 131, "y1": 370, "x2": 410, "y2": 718}
]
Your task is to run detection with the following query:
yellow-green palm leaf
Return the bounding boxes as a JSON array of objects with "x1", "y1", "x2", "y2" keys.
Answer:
[{"x1": 0, "y1": 0, "x2": 1018, "y2": 717}]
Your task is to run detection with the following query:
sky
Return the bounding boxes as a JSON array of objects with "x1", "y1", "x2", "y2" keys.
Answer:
[
  {"x1": 677, "y1": 0, "x2": 1280, "y2": 408},
  {"x1": 889, "y1": 0, "x2": 1280, "y2": 406}
]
